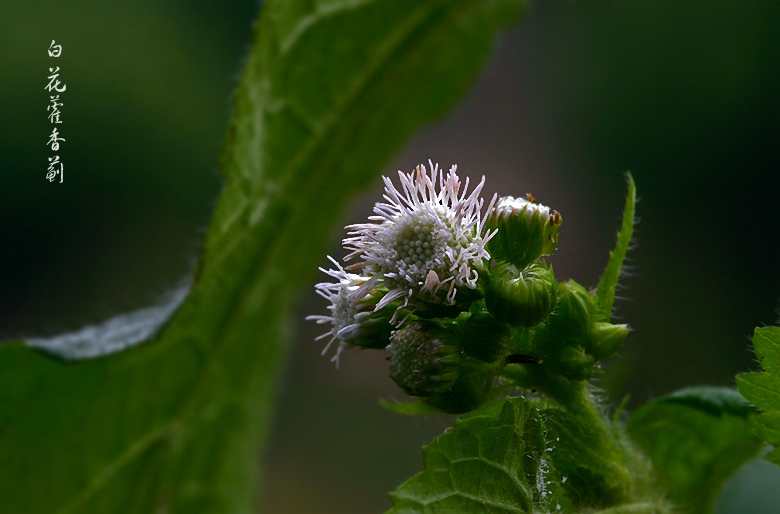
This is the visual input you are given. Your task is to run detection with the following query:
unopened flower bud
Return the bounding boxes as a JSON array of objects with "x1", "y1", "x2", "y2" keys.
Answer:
[
  {"x1": 526, "y1": 281, "x2": 630, "y2": 380},
  {"x1": 485, "y1": 196, "x2": 562, "y2": 269},
  {"x1": 553, "y1": 280, "x2": 597, "y2": 337},
  {"x1": 485, "y1": 262, "x2": 557, "y2": 327},
  {"x1": 588, "y1": 322, "x2": 630, "y2": 360},
  {"x1": 387, "y1": 322, "x2": 461, "y2": 397}
]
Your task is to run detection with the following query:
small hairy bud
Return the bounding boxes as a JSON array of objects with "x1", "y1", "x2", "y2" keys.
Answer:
[
  {"x1": 387, "y1": 322, "x2": 461, "y2": 397},
  {"x1": 588, "y1": 322, "x2": 630, "y2": 361},
  {"x1": 527, "y1": 280, "x2": 631, "y2": 380},
  {"x1": 485, "y1": 196, "x2": 561, "y2": 269},
  {"x1": 485, "y1": 262, "x2": 557, "y2": 327},
  {"x1": 553, "y1": 280, "x2": 597, "y2": 337}
]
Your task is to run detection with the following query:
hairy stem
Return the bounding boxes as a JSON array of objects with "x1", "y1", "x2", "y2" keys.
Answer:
[{"x1": 501, "y1": 364, "x2": 663, "y2": 510}]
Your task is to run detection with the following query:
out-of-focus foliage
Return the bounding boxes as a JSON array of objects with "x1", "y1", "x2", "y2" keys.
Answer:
[
  {"x1": 0, "y1": 1, "x2": 526, "y2": 513},
  {"x1": 628, "y1": 387, "x2": 763, "y2": 513}
]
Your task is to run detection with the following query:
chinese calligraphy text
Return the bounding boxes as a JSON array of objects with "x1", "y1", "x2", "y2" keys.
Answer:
[{"x1": 45, "y1": 40, "x2": 65, "y2": 183}]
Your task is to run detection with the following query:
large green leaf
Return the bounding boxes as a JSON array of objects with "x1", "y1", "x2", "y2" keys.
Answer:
[
  {"x1": 627, "y1": 387, "x2": 763, "y2": 513},
  {"x1": 0, "y1": 1, "x2": 525, "y2": 513},
  {"x1": 737, "y1": 326, "x2": 780, "y2": 465},
  {"x1": 388, "y1": 397, "x2": 559, "y2": 513}
]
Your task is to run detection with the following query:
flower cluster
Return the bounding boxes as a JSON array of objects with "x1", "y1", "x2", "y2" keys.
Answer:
[
  {"x1": 308, "y1": 161, "x2": 631, "y2": 414},
  {"x1": 307, "y1": 161, "x2": 496, "y2": 365}
]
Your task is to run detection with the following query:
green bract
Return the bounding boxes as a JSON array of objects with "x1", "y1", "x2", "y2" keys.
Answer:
[{"x1": 459, "y1": 309, "x2": 510, "y2": 363}]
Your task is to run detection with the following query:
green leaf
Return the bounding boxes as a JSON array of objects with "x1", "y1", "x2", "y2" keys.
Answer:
[
  {"x1": 627, "y1": 386, "x2": 763, "y2": 513},
  {"x1": 737, "y1": 326, "x2": 780, "y2": 465},
  {"x1": 0, "y1": 2, "x2": 526, "y2": 513},
  {"x1": 388, "y1": 396, "x2": 559, "y2": 513},
  {"x1": 746, "y1": 325, "x2": 780, "y2": 376},
  {"x1": 595, "y1": 173, "x2": 636, "y2": 323}
]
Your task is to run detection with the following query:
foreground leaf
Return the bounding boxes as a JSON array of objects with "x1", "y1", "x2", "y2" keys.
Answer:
[
  {"x1": 388, "y1": 397, "x2": 558, "y2": 513},
  {"x1": 595, "y1": 173, "x2": 636, "y2": 322},
  {"x1": 737, "y1": 326, "x2": 780, "y2": 465},
  {"x1": 627, "y1": 386, "x2": 763, "y2": 513},
  {"x1": 0, "y1": 1, "x2": 525, "y2": 513}
]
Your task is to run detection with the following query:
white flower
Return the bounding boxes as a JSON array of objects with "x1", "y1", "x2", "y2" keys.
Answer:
[
  {"x1": 343, "y1": 161, "x2": 496, "y2": 318},
  {"x1": 492, "y1": 195, "x2": 554, "y2": 223},
  {"x1": 305, "y1": 256, "x2": 387, "y2": 366}
]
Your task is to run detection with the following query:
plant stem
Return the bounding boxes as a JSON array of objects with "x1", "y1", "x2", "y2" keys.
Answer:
[{"x1": 501, "y1": 364, "x2": 655, "y2": 509}]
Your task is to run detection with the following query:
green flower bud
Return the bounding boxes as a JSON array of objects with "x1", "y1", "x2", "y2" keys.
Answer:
[
  {"x1": 485, "y1": 195, "x2": 562, "y2": 269},
  {"x1": 387, "y1": 322, "x2": 461, "y2": 397},
  {"x1": 588, "y1": 322, "x2": 630, "y2": 361},
  {"x1": 525, "y1": 281, "x2": 630, "y2": 381},
  {"x1": 552, "y1": 280, "x2": 597, "y2": 338},
  {"x1": 460, "y1": 310, "x2": 510, "y2": 363},
  {"x1": 485, "y1": 262, "x2": 557, "y2": 327}
]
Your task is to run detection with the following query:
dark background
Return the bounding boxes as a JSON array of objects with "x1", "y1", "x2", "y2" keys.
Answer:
[{"x1": 2, "y1": 1, "x2": 778, "y2": 512}]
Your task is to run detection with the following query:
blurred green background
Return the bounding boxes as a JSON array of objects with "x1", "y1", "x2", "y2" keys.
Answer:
[{"x1": 1, "y1": 1, "x2": 778, "y2": 513}]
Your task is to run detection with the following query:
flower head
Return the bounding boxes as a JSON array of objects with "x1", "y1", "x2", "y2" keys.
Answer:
[
  {"x1": 305, "y1": 256, "x2": 393, "y2": 366},
  {"x1": 343, "y1": 161, "x2": 496, "y2": 317}
]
